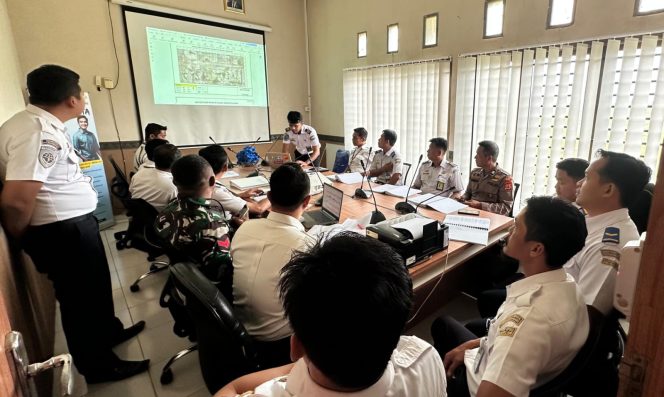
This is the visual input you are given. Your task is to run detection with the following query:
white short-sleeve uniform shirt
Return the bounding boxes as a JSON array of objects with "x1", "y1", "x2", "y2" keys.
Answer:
[
  {"x1": 283, "y1": 124, "x2": 321, "y2": 155},
  {"x1": 0, "y1": 105, "x2": 97, "y2": 225}
]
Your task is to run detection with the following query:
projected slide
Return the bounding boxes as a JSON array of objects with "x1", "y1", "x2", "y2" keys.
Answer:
[{"x1": 146, "y1": 27, "x2": 268, "y2": 107}]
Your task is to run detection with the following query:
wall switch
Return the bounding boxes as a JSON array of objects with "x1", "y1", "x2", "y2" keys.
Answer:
[
  {"x1": 304, "y1": 106, "x2": 311, "y2": 112},
  {"x1": 448, "y1": 150, "x2": 454, "y2": 162},
  {"x1": 102, "y1": 78, "x2": 114, "y2": 89},
  {"x1": 94, "y1": 75, "x2": 102, "y2": 87}
]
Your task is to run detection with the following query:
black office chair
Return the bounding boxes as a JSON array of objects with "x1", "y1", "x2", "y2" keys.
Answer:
[
  {"x1": 628, "y1": 182, "x2": 654, "y2": 234},
  {"x1": 109, "y1": 156, "x2": 133, "y2": 244},
  {"x1": 117, "y1": 199, "x2": 169, "y2": 292},
  {"x1": 530, "y1": 305, "x2": 610, "y2": 397},
  {"x1": 508, "y1": 182, "x2": 521, "y2": 218},
  {"x1": 166, "y1": 262, "x2": 261, "y2": 393}
]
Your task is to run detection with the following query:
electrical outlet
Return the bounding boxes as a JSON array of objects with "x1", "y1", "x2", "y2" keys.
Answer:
[{"x1": 102, "y1": 78, "x2": 114, "y2": 89}]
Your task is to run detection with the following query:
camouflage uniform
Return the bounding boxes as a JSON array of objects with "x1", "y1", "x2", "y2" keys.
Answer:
[
  {"x1": 155, "y1": 197, "x2": 233, "y2": 299},
  {"x1": 463, "y1": 166, "x2": 514, "y2": 215}
]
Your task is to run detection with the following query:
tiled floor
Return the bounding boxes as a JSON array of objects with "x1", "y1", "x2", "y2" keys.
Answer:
[{"x1": 52, "y1": 217, "x2": 478, "y2": 396}]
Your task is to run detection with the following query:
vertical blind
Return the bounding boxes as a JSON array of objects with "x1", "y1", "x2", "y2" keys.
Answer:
[
  {"x1": 454, "y1": 34, "x2": 664, "y2": 210},
  {"x1": 343, "y1": 59, "x2": 451, "y2": 176}
]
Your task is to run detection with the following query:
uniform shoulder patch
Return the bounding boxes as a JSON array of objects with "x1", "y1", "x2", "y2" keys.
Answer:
[
  {"x1": 499, "y1": 313, "x2": 525, "y2": 328},
  {"x1": 503, "y1": 176, "x2": 513, "y2": 191},
  {"x1": 499, "y1": 326, "x2": 517, "y2": 337},
  {"x1": 601, "y1": 257, "x2": 619, "y2": 270},
  {"x1": 602, "y1": 227, "x2": 620, "y2": 245},
  {"x1": 601, "y1": 248, "x2": 621, "y2": 261},
  {"x1": 304, "y1": 128, "x2": 312, "y2": 134},
  {"x1": 41, "y1": 139, "x2": 62, "y2": 150},
  {"x1": 38, "y1": 144, "x2": 59, "y2": 168}
]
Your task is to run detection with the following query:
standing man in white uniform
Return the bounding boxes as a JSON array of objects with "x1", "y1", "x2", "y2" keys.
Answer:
[
  {"x1": 413, "y1": 137, "x2": 464, "y2": 198},
  {"x1": 347, "y1": 127, "x2": 373, "y2": 173},
  {"x1": 216, "y1": 233, "x2": 446, "y2": 397},
  {"x1": 0, "y1": 65, "x2": 149, "y2": 383},
  {"x1": 431, "y1": 196, "x2": 589, "y2": 397},
  {"x1": 365, "y1": 129, "x2": 403, "y2": 185},
  {"x1": 282, "y1": 111, "x2": 322, "y2": 167}
]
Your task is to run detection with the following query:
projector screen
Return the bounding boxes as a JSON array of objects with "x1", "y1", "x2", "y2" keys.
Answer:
[{"x1": 123, "y1": 8, "x2": 271, "y2": 146}]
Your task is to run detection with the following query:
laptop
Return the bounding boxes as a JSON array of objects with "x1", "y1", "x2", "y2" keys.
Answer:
[
  {"x1": 301, "y1": 184, "x2": 344, "y2": 229},
  {"x1": 265, "y1": 152, "x2": 292, "y2": 169}
]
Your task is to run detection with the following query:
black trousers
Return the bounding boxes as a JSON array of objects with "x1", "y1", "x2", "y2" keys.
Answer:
[
  {"x1": 24, "y1": 213, "x2": 124, "y2": 375},
  {"x1": 294, "y1": 150, "x2": 321, "y2": 167},
  {"x1": 253, "y1": 336, "x2": 292, "y2": 369},
  {"x1": 431, "y1": 315, "x2": 478, "y2": 397}
]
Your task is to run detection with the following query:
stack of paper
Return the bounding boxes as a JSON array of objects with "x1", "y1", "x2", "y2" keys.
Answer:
[
  {"x1": 333, "y1": 172, "x2": 364, "y2": 184},
  {"x1": 372, "y1": 184, "x2": 421, "y2": 198},
  {"x1": 444, "y1": 215, "x2": 491, "y2": 245},
  {"x1": 407, "y1": 194, "x2": 468, "y2": 214},
  {"x1": 230, "y1": 176, "x2": 270, "y2": 190}
]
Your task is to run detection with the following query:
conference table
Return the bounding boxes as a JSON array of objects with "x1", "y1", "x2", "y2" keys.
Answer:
[{"x1": 222, "y1": 166, "x2": 514, "y2": 327}]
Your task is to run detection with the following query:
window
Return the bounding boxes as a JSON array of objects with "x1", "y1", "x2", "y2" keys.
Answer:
[
  {"x1": 484, "y1": 0, "x2": 504, "y2": 38},
  {"x1": 548, "y1": 0, "x2": 575, "y2": 27},
  {"x1": 635, "y1": 0, "x2": 664, "y2": 15},
  {"x1": 357, "y1": 32, "x2": 367, "y2": 58},
  {"x1": 423, "y1": 13, "x2": 438, "y2": 48},
  {"x1": 454, "y1": 34, "x2": 664, "y2": 212},
  {"x1": 343, "y1": 59, "x2": 451, "y2": 172},
  {"x1": 387, "y1": 24, "x2": 399, "y2": 53}
]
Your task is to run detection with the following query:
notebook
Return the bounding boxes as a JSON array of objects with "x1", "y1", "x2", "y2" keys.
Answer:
[
  {"x1": 443, "y1": 215, "x2": 491, "y2": 245},
  {"x1": 372, "y1": 184, "x2": 421, "y2": 198},
  {"x1": 407, "y1": 194, "x2": 468, "y2": 214},
  {"x1": 230, "y1": 176, "x2": 270, "y2": 190},
  {"x1": 301, "y1": 184, "x2": 344, "y2": 229}
]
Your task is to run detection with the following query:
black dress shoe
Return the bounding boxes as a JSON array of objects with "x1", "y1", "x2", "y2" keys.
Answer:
[
  {"x1": 112, "y1": 321, "x2": 146, "y2": 347},
  {"x1": 85, "y1": 359, "x2": 150, "y2": 384}
]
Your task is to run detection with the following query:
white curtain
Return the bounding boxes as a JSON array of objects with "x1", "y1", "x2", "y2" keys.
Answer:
[
  {"x1": 593, "y1": 35, "x2": 664, "y2": 179},
  {"x1": 454, "y1": 41, "x2": 611, "y2": 210},
  {"x1": 343, "y1": 60, "x2": 451, "y2": 176}
]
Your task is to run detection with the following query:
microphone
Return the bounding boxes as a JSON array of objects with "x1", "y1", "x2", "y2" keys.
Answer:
[
  {"x1": 305, "y1": 151, "x2": 327, "y2": 206},
  {"x1": 210, "y1": 136, "x2": 235, "y2": 168},
  {"x1": 362, "y1": 159, "x2": 386, "y2": 224},
  {"x1": 414, "y1": 189, "x2": 449, "y2": 213},
  {"x1": 395, "y1": 154, "x2": 423, "y2": 214},
  {"x1": 354, "y1": 147, "x2": 373, "y2": 199}
]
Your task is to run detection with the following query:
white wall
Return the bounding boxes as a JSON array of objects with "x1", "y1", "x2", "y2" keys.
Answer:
[
  {"x1": 5, "y1": 0, "x2": 310, "y2": 143},
  {"x1": 306, "y1": 0, "x2": 664, "y2": 146}
]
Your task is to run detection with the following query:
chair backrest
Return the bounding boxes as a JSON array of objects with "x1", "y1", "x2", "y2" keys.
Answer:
[
  {"x1": 170, "y1": 262, "x2": 260, "y2": 393},
  {"x1": 628, "y1": 182, "x2": 654, "y2": 234},
  {"x1": 508, "y1": 182, "x2": 521, "y2": 218},
  {"x1": 399, "y1": 162, "x2": 412, "y2": 185},
  {"x1": 109, "y1": 156, "x2": 131, "y2": 202},
  {"x1": 332, "y1": 149, "x2": 350, "y2": 173},
  {"x1": 530, "y1": 305, "x2": 605, "y2": 397},
  {"x1": 124, "y1": 199, "x2": 164, "y2": 254}
]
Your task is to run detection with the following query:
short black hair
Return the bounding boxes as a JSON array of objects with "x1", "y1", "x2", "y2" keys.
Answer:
[
  {"x1": 27, "y1": 65, "x2": 81, "y2": 106},
  {"x1": 198, "y1": 145, "x2": 229, "y2": 174},
  {"x1": 353, "y1": 127, "x2": 368, "y2": 140},
  {"x1": 77, "y1": 115, "x2": 88, "y2": 123},
  {"x1": 279, "y1": 233, "x2": 412, "y2": 389},
  {"x1": 287, "y1": 111, "x2": 302, "y2": 124},
  {"x1": 171, "y1": 155, "x2": 211, "y2": 194},
  {"x1": 596, "y1": 149, "x2": 652, "y2": 207},
  {"x1": 556, "y1": 158, "x2": 589, "y2": 181},
  {"x1": 145, "y1": 139, "x2": 169, "y2": 161},
  {"x1": 381, "y1": 129, "x2": 397, "y2": 146},
  {"x1": 522, "y1": 196, "x2": 587, "y2": 269},
  {"x1": 144, "y1": 123, "x2": 167, "y2": 141},
  {"x1": 154, "y1": 144, "x2": 181, "y2": 170},
  {"x1": 430, "y1": 137, "x2": 448, "y2": 152},
  {"x1": 478, "y1": 140, "x2": 499, "y2": 160},
  {"x1": 269, "y1": 163, "x2": 310, "y2": 210}
]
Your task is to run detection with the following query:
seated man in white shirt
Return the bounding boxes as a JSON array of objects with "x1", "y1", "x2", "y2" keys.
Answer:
[
  {"x1": 365, "y1": 129, "x2": 403, "y2": 185},
  {"x1": 231, "y1": 163, "x2": 315, "y2": 368},
  {"x1": 432, "y1": 196, "x2": 589, "y2": 397},
  {"x1": 129, "y1": 143, "x2": 180, "y2": 212},
  {"x1": 217, "y1": 233, "x2": 447, "y2": 397},
  {"x1": 199, "y1": 144, "x2": 271, "y2": 218},
  {"x1": 347, "y1": 127, "x2": 373, "y2": 173},
  {"x1": 413, "y1": 137, "x2": 464, "y2": 197},
  {"x1": 554, "y1": 158, "x2": 589, "y2": 204},
  {"x1": 132, "y1": 123, "x2": 167, "y2": 173}
]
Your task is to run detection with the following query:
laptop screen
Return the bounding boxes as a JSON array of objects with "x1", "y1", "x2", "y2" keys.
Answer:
[{"x1": 322, "y1": 184, "x2": 344, "y2": 219}]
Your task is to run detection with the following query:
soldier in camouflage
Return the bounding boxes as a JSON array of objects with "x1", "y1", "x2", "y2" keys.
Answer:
[
  {"x1": 461, "y1": 140, "x2": 514, "y2": 216},
  {"x1": 155, "y1": 154, "x2": 233, "y2": 299}
]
